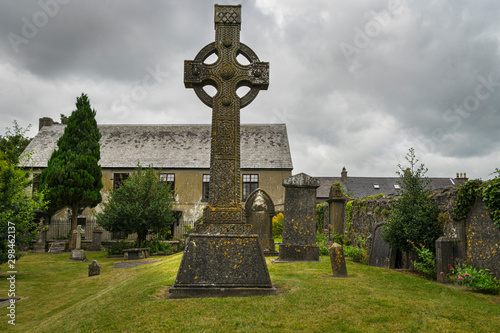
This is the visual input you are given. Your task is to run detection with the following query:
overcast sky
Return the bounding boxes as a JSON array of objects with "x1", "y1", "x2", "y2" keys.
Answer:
[{"x1": 1, "y1": 0, "x2": 499, "y2": 180}]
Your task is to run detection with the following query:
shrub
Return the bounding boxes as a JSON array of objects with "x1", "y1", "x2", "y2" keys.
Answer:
[
  {"x1": 454, "y1": 179, "x2": 482, "y2": 220},
  {"x1": 143, "y1": 237, "x2": 172, "y2": 253},
  {"x1": 316, "y1": 232, "x2": 330, "y2": 255},
  {"x1": 315, "y1": 202, "x2": 327, "y2": 232},
  {"x1": 443, "y1": 260, "x2": 500, "y2": 295},
  {"x1": 409, "y1": 242, "x2": 436, "y2": 278},
  {"x1": 344, "y1": 245, "x2": 367, "y2": 263},
  {"x1": 272, "y1": 212, "x2": 284, "y2": 239},
  {"x1": 382, "y1": 148, "x2": 440, "y2": 253},
  {"x1": 482, "y1": 169, "x2": 500, "y2": 228},
  {"x1": 106, "y1": 239, "x2": 135, "y2": 256}
]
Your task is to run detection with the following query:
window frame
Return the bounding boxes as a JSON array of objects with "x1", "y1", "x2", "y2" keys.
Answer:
[
  {"x1": 202, "y1": 174, "x2": 210, "y2": 202},
  {"x1": 160, "y1": 173, "x2": 175, "y2": 191},
  {"x1": 242, "y1": 174, "x2": 259, "y2": 201},
  {"x1": 113, "y1": 173, "x2": 129, "y2": 190}
]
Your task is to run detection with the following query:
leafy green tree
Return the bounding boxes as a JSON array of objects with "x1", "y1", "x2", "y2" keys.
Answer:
[
  {"x1": 54, "y1": 114, "x2": 69, "y2": 125},
  {"x1": 0, "y1": 120, "x2": 32, "y2": 165},
  {"x1": 40, "y1": 94, "x2": 103, "y2": 250},
  {"x1": 0, "y1": 154, "x2": 46, "y2": 264},
  {"x1": 382, "y1": 148, "x2": 440, "y2": 253},
  {"x1": 97, "y1": 166, "x2": 175, "y2": 247}
]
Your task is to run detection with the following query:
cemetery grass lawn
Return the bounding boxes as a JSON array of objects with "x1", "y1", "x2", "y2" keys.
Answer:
[{"x1": 1, "y1": 252, "x2": 499, "y2": 332}]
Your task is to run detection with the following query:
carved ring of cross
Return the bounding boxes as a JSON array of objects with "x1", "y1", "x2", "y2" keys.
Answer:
[{"x1": 187, "y1": 42, "x2": 268, "y2": 108}]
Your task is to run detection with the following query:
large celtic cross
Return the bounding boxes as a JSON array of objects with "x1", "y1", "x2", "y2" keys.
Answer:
[{"x1": 184, "y1": 5, "x2": 269, "y2": 224}]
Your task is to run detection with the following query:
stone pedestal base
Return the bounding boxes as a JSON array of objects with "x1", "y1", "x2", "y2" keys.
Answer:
[
  {"x1": 69, "y1": 249, "x2": 87, "y2": 261},
  {"x1": 169, "y1": 224, "x2": 277, "y2": 299},
  {"x1": 274, "y1": 244, "x2": 319, "y2": 262},
  {"x1": 169, "y1": 286, "x2": 277, "y2": 299}
]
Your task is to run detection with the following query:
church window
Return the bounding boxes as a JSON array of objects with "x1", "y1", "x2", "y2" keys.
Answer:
[
  {"x1": 202, "y1": 174, "x2": 210, "y2": 201},
  {"x1": 242, "y1": 174, "x2": 259, "y2": 201},
  {"x1": 113, "y1": 173, "x2": 129, "y2": 190},
  {"x1": 160, "y1": 173, "x2": 175, "y2": 191}
]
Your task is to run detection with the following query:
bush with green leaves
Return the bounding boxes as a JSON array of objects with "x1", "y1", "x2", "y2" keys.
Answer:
[
  {"x1": 0, "y1": 155, "x2": 46, "y2": 264},
  {"x1": 0, "y1": 120, "x2": 32, "y2": 165},
  {"x1": 382, "y1": 148, "x2": 440, "y2": 253},
  {"x1": 106, "y1": 239, "x2": 135, "y2": 256},
  {"x1": 454, "y1": 179, "x2": 483, "y2": 220},
  {"x1": 316, "y1": 232, "x2": 330, "y2": 255},
  {"x1": 142, "y1": 237, "x2": 172, "y2": 253},
  {"x1": 315, "y1": 202, "x2": 327, "y2": 232},
  {"x1": 482, "y1": 169, "x2": 500, "y2": 228},
  {"x1": 97, "y1": 166, "x2": 175, "y2": 247},
  {"x1": 343, "y1": 245, "x2": 367, "y2": 263},
  {"x1": 442, "y1": 260, "x2": 500, "y2": 295},
  {"x1": 272, "y1": 212, "x2": 284, "y2": 239},
  {"x1": 409, "y1": 242, "x2": 436, "y2": 278}
]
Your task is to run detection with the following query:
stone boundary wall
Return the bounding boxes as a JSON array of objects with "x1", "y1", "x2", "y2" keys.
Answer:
[{"x1": 344, "y1": 186, "x2": 500, "y2": 277}]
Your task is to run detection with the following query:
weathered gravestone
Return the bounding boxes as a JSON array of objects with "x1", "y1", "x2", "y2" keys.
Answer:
[
  {"x1": 327, "y1": 183, "x2": 347, "y2": 237},
  {"x1": 435, "y1": 236, "x2": 455, "y2": 283},
  {"x1": 329, "y1": 242, "x2": 348, "y2": 277},
  {"x1": 49, "y1": 241, "x2": 66, "y2": 253},
  {"x1": 90, "y1": 226, "x2": 103, "y2": 251},
  {"x1": 88, "y1": 260, "x2": 101, "y2": 277},
  {"x1": 368, "y1": 222, "x2": 396, "y2": 269},
  {"x1": 275, "y1": 173, "x2": 320, "y2": 262},
  {"x1": 169, "y1": 5, "x2": 276, "y2": 298},
  {"x1": 69, "y1": 225, "x2": 87, "y2": 261},
  {"x1": 245, "y1": 188, "x2": 279, "y2": 256}
]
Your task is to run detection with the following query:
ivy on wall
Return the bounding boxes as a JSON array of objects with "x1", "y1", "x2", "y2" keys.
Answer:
[{"x1": 454, "y1": 169, "x2": 500, "y2": 229}]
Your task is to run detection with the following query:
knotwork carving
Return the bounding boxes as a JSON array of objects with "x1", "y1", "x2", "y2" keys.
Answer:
[{"x1": 184, "y1": 5, "x2": 269, "y2": 224}]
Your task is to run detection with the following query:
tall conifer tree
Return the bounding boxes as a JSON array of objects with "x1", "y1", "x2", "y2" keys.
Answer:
[{"x1": 40, "y1": 93, "x2": 103, "y2": 249}]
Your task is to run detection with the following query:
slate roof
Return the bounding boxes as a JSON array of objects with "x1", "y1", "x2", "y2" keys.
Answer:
[
  {"x1": 21, "y1": 124, "x2": 293, "y2": 170},
  {"x1": 316, "y1": 176, "x2": 467, "y2": 199}
]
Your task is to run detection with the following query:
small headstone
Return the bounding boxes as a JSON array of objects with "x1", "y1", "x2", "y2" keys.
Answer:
[
  {"x1": 245, "y1": 189, "x2": 278, "y2": 256},
  {"x1": 49, "y1": 241, "x2": 66, "y2": 253},
  {"x1": 326, "y1": 184, "x2": 347, "y2": 236},
  {"x1": 368, "y1": 222, "x2": 396, "y2": 269},
  {"x1": 88, "y1": 260, "x2": 101, "y2": 277},
  {"x1": 276, "y1": 173, "x2": 320, "y2": 262},
  {"x1": 435, "y1": 236, "x2": 455, "y2": 283},
  {"x1": 329, "y1": 242, "x2": 348, "y2": 277},
  {"x1": 70, "y1": 225, "x2": 87, "y2": 261}
]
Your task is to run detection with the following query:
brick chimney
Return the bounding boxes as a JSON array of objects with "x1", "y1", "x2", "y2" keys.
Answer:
[
  {"x1": 39, "y1": 117, "x2": 53, "y2": 131},
  {"x1": 341, "y1": 167, "x2": 347, "y2": 182}
]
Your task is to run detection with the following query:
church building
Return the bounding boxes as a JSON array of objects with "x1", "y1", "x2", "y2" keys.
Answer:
[{"x1": 21, "y1": 118, "x2": 293, "y2": 240}]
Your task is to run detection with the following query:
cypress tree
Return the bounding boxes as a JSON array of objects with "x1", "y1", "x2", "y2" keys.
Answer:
[{"x1": 40, "y1": 93, "x2": 103, "y2": 250}]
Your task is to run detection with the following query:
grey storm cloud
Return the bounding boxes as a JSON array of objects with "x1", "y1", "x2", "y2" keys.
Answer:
[{"x1": 1, "y1": 0, "x2": 499, "y2": 179}]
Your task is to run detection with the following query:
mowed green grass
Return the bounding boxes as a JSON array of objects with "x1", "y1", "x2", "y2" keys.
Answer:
[{"x1": 0, "y1": 251, "x2": 499, "y2": 333}]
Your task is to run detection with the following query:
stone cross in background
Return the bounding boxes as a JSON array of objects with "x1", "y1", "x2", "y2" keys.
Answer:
[
  {"x1": 70, "y1": 225, "x2": 87, "y2": 261},
  {"x1": 170, "y1": 5, "x2": 275, "y2": 299},
  {"x1": 74, "y1": 225, "x2": 85, "y2": 250}
]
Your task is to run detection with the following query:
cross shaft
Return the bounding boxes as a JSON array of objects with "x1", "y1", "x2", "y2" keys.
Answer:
[{"x1": 184, "y1": 5, "x2": 269, "y2": 224}]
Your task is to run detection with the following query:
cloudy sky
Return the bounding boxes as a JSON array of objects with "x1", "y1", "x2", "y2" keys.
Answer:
[{"x1": 1, "y1": 0, "x2": 499, "y2": 180}]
